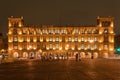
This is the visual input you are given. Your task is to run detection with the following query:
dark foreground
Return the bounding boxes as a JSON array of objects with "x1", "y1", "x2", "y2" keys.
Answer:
[{"x1": 0, "y1": 59, "x2": 120, "y2": 80}]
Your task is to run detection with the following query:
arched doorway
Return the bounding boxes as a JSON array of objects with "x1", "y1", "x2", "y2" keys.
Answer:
[
  {"x1": 103, "y1": 52, "x2": 108, "y2": 58},
  {"x1": 80, "y1": 52, "x2": 85, "y2": 58},
  {"x1": 36, "y1": 52, "x2": 41, "y2": 59},
  {"x1": 13, "y1": 52, "x2": 19, "y2": 58},
  {"x1": 87, "y1": 52, "x2": 92, "y2": 58},
  {"x1": 23, "y1": 52, "x2": 28, "y2": 58},
  {"x1": 30, "y1": 52, "x2": 35, "y2": 59},
  {"x1": 93, "y1": 52, "x2": 98, "y2": 58}
]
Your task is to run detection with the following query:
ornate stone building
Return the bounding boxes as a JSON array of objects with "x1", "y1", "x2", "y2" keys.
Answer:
[{"x1": 8, "y1": 16, "x2": 114, "y2": 59}]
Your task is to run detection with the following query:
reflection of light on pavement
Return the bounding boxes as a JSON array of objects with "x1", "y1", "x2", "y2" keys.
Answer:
[
  {"x1": 27, "y1": 61, "x2": 34, "y2": 70},
  {"x1": 27, "y1": 61, "x2": 33, "y2": 66}
]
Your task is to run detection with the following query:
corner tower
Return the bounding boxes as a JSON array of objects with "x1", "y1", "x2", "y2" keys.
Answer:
[
  {"x1": 8, "y1": 16, "x2": 24, "y2": 58},
  {"x1": 97, "y1": 16, "x2": 114, "y2": 58}
]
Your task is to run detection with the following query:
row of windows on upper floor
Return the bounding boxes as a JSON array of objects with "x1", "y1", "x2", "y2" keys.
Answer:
[
  {"x1": 9, "y1": 29, "x2": 100, "y2": 35},
  {"x1": 13, "y1": 44, "x2": 111, "y2": 51},
  {"x1": 13, "y1": 44, "x2": 98, "y2": 50},
  {"x1": 9, "y1": 37, "x2": 98, "y2": 42}
]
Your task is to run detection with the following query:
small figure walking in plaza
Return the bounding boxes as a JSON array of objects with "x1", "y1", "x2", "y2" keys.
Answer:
[
  {"x1": 91, "y1": 55, "x2": 94, "y2": 59},
  {"x1": 75, "y1": 53, "x2": 78, "y2": 61}
]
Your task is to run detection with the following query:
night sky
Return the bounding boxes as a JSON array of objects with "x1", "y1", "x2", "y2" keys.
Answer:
[{"x1": 0, "y1": 0, "x2": 120, "y2": 35}]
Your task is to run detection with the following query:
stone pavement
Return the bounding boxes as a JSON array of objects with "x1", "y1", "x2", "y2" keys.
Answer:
[{"x1": 0, "y1": 59, "x2": 120, "y2": 80}]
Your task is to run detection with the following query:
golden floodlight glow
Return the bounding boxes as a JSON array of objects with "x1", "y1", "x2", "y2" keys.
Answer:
[
  {"x1": 40, "y1": 39, "x2": 43, "y2": 42},
  {"x1": 72, "y1": 39, "x2": 74, "y2": 42},
  {"x1": 59, "y1": 47, "x2": 62, "y2": 50},
  {"x1": 111, "y1": 23, "x2": 113, "y2": 27},
  {"x1": 33, "y1": 39, "x2": 37, "y2": 42},
  {"x1": 59, "y1": 39, "x2": 62, "y2": 42},
  {"x1": 9, "y1": 31, "x2": 12, "y2": 34},
  {"x1": 72, "y1": 47, "x2": 74, "y2": 50},
  {"x1": 46, "y1": 39, "x2": 49, "y2": 42},
  {"x1": 9, "y1": 48, "x2": 12, "y2": 50},
  {"x1": 53, "y1": 47, "x2": 55, "y2": 50},
  {"x1": 34, "y1": 47, "x2": 36, "y2": 50},
  {"x1": 19, "y1": 24, "x2": 22, "y2": 27},
  {"x1": 8, "y1": 40, "x2": 12, "y2": 42},
  {"x1": 78, "y1": 48, "x2": 81, "y2": 50},
  {"x1": 27, "y1": 39, "x2": 30, "y2": 42},
  {"x1": 109, "y1": 48, "x2": 113, "y2": 51},
  {"x1": 89, "y1": 40, "x2": 94, "y2": 43},
  {"x1": 9, "y1": 23, "x2": 11, "y2": 27},
  {"x1": 47, "y1": 48, "x2": 49, "y2": 50},
  {"x1": 19, "y1": 32, "x2": 22, "y2": 35},
  {"x1": 19, "y1": 47, "x2": 22, "y2": 50},
  {"x1": 99, "y1": 48, "x2": 101, "y2": 51},
  {"x1": 99, "y1": 32, "x2": 102, "y2": 34}
]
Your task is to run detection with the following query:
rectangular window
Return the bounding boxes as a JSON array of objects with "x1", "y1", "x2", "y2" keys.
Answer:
[
  {"x1": 68, "y1": 37, "x2": 72, "y2": 42},
  {"x1": 50, "y1": 44, "x2": 52, "y2": 49},
  {"x1": 94, "y1": 37, "x2": 97, "y2": 41},
  {"x1": 14, "y1": 37, "x2": 18, "y2": 42},
  {"x1": 81, "y1": 37, "x2": 84, "y2": 42},
  {"x1": 14, "y1": 46, "x2": 18, "y2": 49},
  {"x1": 94, "y1": 44, "x2": 97, "y2": 49},
  {"x1": 49, "y1": 37, "x2": 52, "y2": 42},
  {"x1": 88, "y1": 37, "x2": 91, "y2": 42},
  {"x1": 88, "y1": 44, "x2": 90, "y2": 49},
  {"x1": 56, "y1": 44, "x2": 59, "y2": 49},
  {"x1": 56, "y1": 37, "x2": 59, "y2": 42},
  {"x1": 75, "y1": 37, "x2": 78, "y2": 42},
  {"x1": 81, "y1": 44, "x2": 84, "y2": 49},
  {"x1": 104, "y1": 45, "x2": 108, "y2": 50}
]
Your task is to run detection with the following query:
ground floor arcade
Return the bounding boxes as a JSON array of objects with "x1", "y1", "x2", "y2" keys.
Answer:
[{"x1": 8, "y1": 50, "x2": 114, "y2": 60}]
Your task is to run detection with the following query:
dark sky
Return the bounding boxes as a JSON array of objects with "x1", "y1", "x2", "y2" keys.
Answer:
[{"x1": 0, "y1": 0, "x2": 120, "y2": 35}]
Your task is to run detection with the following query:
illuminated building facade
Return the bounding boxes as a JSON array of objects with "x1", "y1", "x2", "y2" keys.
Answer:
[{"x1": 8, "y1": 16, "x2": 114, "y2": 59}]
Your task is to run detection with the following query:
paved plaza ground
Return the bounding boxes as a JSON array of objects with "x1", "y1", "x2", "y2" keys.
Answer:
[{"x1": 0, "y1": 59, "x2": 120, "y2": 80}]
